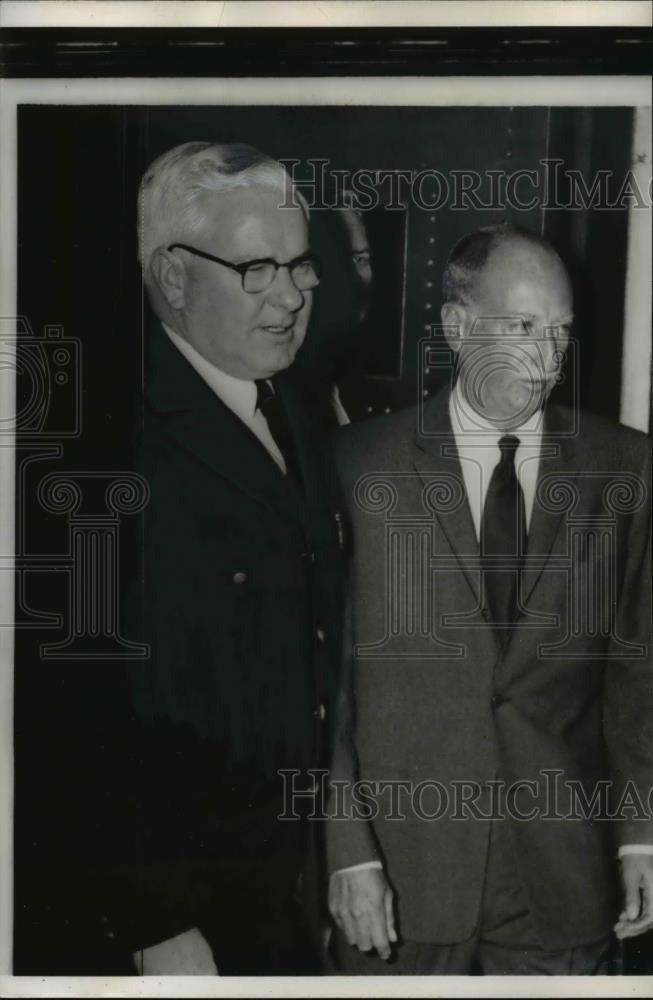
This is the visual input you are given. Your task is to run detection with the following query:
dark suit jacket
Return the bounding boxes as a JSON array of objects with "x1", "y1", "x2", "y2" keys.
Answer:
[
  {"x1": 105, "y1": 323, "x2": 347, "y2": 955},
  {"x1": 327, "y1": 387, "x2": 652, "y2": 949}
]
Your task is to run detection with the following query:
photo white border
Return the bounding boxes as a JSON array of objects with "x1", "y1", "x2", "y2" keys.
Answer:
[
  {"x1": 0, "y1": 72, "x2": 651, "y2": 998},
  {"x1": 0, "y1": 1, "x2": 651, "y2": 29}
]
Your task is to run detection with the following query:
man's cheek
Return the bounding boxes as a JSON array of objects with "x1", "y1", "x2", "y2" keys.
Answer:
[
  {"x1": 294, "y1": 306, "x2": 311, "y2": 344},
  {"x1": 301, "y1": 291, "x2": 313, "y2": 323}
]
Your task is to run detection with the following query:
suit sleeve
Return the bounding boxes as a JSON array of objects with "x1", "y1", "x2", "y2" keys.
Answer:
[
  {"x1": 99, "y1": 575, "x2": 207, "y2": 954},
  {"x1": 603, "y1": 439, "x2": 653, "y2": 847},
  {"x1": 326, "y1": 572, "x2": 383, "y2": 873}
]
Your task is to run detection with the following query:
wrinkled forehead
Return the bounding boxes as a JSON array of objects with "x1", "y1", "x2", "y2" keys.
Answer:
[
  {"x1": 192, "y1": 184, "x2": 307, "y2": 245},
  {"x1": 473, "y1": 240, "x2": 573, "y2": 314}
]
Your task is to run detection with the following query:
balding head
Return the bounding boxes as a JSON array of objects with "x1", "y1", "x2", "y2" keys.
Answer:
[{"x1": 443, "y1": 223, "x2": 569, "y2": 308}]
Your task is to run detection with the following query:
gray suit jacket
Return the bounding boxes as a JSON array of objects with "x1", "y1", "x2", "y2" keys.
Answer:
[{"x1": 328, "y1": 388, "x2": 652, "y2": 949}]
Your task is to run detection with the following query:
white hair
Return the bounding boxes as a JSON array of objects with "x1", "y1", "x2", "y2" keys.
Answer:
[{"x1": 137, "y1": 141, "x2": 308, "y2": 274}]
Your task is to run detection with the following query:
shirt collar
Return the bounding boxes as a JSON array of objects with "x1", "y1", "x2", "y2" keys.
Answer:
[{"x1": 162, "y1": 322, "x2": 258, "y2": 421}]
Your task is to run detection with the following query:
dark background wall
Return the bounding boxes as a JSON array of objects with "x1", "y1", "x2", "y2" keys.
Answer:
[
  {"x1": 17, "y1": 104, "x2": 634, "y2": 429},
  {"x1": 14, "y1": 104, "x2": 644, "y2": 973}
]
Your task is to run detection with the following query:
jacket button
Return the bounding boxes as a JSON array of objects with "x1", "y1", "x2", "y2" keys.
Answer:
[
  {"x1": 491, "y1": 694, "x2": 504, "y2": 709},
  {"x1": 316, "y1": 625, "x2": 326, "y2": 644},
  {"x1": 314, "y1": 703, "x2": 326, "y2": 721},
  {"x1": 232, "y1": 571, "x2": 247, "y2": 585}
]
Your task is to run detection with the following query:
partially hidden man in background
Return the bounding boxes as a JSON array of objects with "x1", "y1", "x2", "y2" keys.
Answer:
[
  {"x1": 328, "y1": 224, "x2": 653, "y2": 974},
  {"x1": 105, "y1": 142, "x2": 346, "y2": 974}
]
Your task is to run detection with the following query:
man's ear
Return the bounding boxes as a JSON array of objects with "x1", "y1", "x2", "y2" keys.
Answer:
[
  {"x1": 149, "y1": 249, "x2": 187, "y2": 310},
  {"x1": 440, "y1": 302, "x2": 467, "y2": 354}
]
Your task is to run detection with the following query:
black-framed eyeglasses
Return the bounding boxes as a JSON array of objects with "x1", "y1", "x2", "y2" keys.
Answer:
[{"x1": 167, "y1": 243, "x2": 321, "y2": 293}]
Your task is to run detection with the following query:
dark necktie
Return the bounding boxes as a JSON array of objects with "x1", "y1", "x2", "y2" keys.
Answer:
[
  {"x1": 481, "y1": 435, "x2": 527, "y2": 625},
  {"x1": 255, "y1": 379, "x2": 303, "y2": 486}
]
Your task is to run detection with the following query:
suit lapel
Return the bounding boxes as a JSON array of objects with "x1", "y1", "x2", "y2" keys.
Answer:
[
  {"x1": 412, "y1": 389, "x2": 481, "y2": 607},
  {"x1": 412, "y1": 393, "x2": 577, "y2": 627},
  {"x1": 520, "y1": 404, "x2": 577, "y2": 609},
  {"x1": 278, "y1": 378, "x2": 322, "y2": 507},
  {"x1": 145, "y1": 323, "x2": 307, "y2": 523}
]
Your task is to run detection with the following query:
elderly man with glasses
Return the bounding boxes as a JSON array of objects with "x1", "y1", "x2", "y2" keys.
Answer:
[{"x1": 105, "y1": 142, "x2": 346, "y2": 975}]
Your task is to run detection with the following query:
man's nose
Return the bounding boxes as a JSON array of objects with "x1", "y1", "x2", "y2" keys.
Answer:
[{"x1": 267, "y1": 265, "x2": 305, "y2": 312}]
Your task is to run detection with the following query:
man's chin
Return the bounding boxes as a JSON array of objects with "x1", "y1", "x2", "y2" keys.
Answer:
[
  {"x1": 257, "y1": 344, "x2": 301, "y2": 378},
  {"x1": 499, "y1": 381, "x2": 550, "y2": 424},
  {"x1": 480, "y1": 393, "x2": 546, "y2": 429}
]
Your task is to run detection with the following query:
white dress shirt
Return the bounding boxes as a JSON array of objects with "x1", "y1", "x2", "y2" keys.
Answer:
[
  {"x1": 449, "y1": 381, "x2": 544, "y2": 540},
  {"x1": 162, "y1": 323, "x2": 288, "y2": 474}
]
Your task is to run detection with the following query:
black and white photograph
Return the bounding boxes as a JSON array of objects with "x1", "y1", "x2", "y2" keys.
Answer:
[{"x1": 0, "y1": 2, "x2": 651, "y2": 995}]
